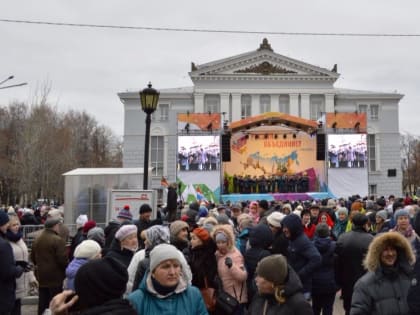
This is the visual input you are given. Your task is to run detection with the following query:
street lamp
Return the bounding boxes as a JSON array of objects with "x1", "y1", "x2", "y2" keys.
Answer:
[
  {"x1": 140, "y1": 82, "x2": 159, "y2": 190},
  {"x1": 0, "y1": 75, "x2": 27, "y2": 90}
]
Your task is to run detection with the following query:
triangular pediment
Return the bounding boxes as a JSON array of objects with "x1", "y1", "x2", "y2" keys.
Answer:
[{"x1": 190, "y1": 39, "x2": 339, "y2": 80}]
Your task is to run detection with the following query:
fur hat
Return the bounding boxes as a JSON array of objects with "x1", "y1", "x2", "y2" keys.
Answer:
[
  {"x1": 115, "y1": 224, "x2": 137, "y2": 241},
  {"x1": 376, "y1": 210, "x2": 388, "y2": 221},
  {"x1": 75, "y1": 257, "x2": 128, "y2": 308},
  {"x1": 336, "y1": 207, "x2": 348, "y2": 217},
  {"x1": 0, "y1": 210, "x2": 10, "y2": 226},
  {"x1": 87, "y1": 227, "x2": 105, "y2": 247},
  {"x1": 192, "y1": 227, "x2": 210, "y2": 242},
  {"x1": 169, "y1": 220, "x2": 189, "y2": 238},
  {"x1": 363, "y1": 232, "x2": 415, "y2": 272},
  {"x1": 83, "y1": 220, "x2": 96, "y2": 234},
  {"x1": 117, "y1": 208, "x2": 133, "y2": 220},
  {"x1": 256, "y1": 254, "x2": 288, "y2": 286},
  {"x1": 267, "y1": 212, "x2": 285, "y2": 228},
  {"x1": 76, "y1": 214, "x2": 88, "y2": 229},
  {"x1": 394, "y1": 208, "x2": 409, "y2": 221},
  {"x1": 212, "y1": 225, "x2": 235, "y2": 249},
  {"x1": 74, "y1": 240, "x2": 101, "y2": 259},
  {"x1": 145, "y1": 225, "x2": 170, "y2": 247},
  {"x1": 315, "y1": 223, "x2": 330, "y2": 238},
  {"x1": 139, "y1": 204, "x2": 152, "y2": 214},
  {"x1": 150, "y1": 244, "x2": 183, "y2": 272}
]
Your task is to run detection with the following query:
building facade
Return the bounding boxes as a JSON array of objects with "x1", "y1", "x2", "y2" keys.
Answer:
[{"x1": 118, "y1": 39, "x2": 403, "y2": 200}]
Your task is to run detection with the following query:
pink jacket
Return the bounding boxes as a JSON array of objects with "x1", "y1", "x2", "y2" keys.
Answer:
[{"x1": 216, "y1": 247, "x2": 248, "y2": 304}]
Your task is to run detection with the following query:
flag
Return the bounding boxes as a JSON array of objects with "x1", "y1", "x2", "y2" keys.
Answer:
[
  {"x1": 195, "y1": 185, "x2": 208, "y2": 204},
  {"x1": 161, "y1": 176, "x2": 169, "y2": 188}
]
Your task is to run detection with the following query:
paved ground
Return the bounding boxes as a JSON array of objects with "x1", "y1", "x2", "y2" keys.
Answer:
[{"x1": 23, "y1": 293, "x2": 346, "y2": 314}]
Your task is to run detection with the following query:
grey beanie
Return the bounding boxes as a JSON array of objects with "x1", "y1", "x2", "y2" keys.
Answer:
[
  {"x1": 87, "y1": 227, "x2": 105, "y2": 247},
  {"x1": 376, "y1": 210, "x2": 388, "y2": 221},
  {"x1": 256, "y1": 254, "x2": 288, "y2": 286},
  {"x1": 150, "y1": 244, "x2": 182, "y2": 272}
]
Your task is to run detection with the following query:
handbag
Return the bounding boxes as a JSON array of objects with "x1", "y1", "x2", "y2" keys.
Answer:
[
  {"x1": 200, "y1": 277, "x2": 216, "y2": 311},
  {"x1": 215, "y1": 277, "x2": 241, "y2": 315}
]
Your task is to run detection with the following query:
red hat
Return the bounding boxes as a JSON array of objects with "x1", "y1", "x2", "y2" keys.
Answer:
[
  {"x1": 83, "y1": 220, "x2": 97, "y2": 234},
  {"x1": 192, "y1": 227, "x2": 210, "y2": 242}
]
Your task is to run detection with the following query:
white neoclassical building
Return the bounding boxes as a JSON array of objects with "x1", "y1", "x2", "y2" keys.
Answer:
[{"x1": 118, "y1": 39, "x2": 403, "y2": 201}]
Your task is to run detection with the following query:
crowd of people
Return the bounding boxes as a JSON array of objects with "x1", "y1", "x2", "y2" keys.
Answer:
[{"x1": 1, "y1": 193, "x2": 420, "y2": 314}]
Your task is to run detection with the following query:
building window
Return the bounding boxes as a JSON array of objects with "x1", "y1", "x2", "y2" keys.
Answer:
[
  {"x1": 204, "y1": 95, "x2": 220, "y2": 113},
  {"x1": 260, "y1": 95, "x2": 271, "y2": 113},
  {"x1": 370, "y1": 104, "x2": 379, "y2": 120},
  {"x1": 369, "y1": 184, "x2": 377, "y2": 197},
  {"x1": 310, "y1": 95, "x2": 325, "y2": 120},
  {"x1": 241, "y1": 95, "x2": 252, "y2": 119},
  {"x1": 279, "y1": 95, "x2": 290, "y2": 114},
  {"x1": 358, "y1": 104, "x2": 368, "y2": 114},
  {"x1": 367, "y1": 134, "x2": 376, "y2": 171},
  {"x1": 151, "y1": 136, "x2": 164, "y2": 176},
  {"x1": 158, "y1": 104, "x2": 169, "y2": 121}
]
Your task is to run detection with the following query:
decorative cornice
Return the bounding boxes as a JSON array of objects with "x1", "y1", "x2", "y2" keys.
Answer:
[
  {"x1": 257, "y1": 38, "x2": 273, "y2": 52},
  {"x1": 234, "y1": 61, "x2": 297, "y2": 75},
  {"x1": 190, "y1": 75, "x2": 336, "y2": 82}
]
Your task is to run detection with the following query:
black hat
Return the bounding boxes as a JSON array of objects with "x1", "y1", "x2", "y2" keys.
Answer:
[
  {"x1": 258, "y1": 200, "x2": 269, "y2": 211},
  {"x1": 0, "y1": 210, "x2": 9, "y2": 226},
  {"x1": 352, "y1": 213, "x2": 368, "y2": 227},
  {"x1": 139, "y1": 204, "x2": 152, "y2": 214},
  {"x1": 74, "y1": 257, "x2": 128, "y2": 309}
]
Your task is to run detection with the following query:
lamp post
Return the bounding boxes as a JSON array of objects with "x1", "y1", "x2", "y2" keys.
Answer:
[{"x1": 140, "y1": 82, "x2": 159, "y2": 190}]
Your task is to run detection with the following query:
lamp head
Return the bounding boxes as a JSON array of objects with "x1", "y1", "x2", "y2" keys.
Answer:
[{"x1": 140, "y1": 82, "x2": 160, "y2": 114}]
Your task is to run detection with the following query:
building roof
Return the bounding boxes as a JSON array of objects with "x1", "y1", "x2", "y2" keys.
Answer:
[{"x1": 63, "y1": 168, "x2": 144, "y2": 176}]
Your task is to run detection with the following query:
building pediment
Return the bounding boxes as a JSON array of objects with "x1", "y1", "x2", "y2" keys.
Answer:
[{"x1": 189, "y1": 38, "x2": 339, "y2": 82}]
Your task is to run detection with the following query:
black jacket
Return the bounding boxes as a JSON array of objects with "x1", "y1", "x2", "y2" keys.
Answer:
[
  {"x1": 0, "y1": 232, "x2": 23, "y2": 313},
  {"x1": 105, "y1": 239, "x2": 134, "y2": 268},
  {"x1": 79, "y1": 299, "x2": 136, "y2": 315},
  {"x1": 312, "y1": 236, "x2": 338, "y2": 294},
  {"x1": 248, "y1": 266, "x2": 313, "y2": 315}
]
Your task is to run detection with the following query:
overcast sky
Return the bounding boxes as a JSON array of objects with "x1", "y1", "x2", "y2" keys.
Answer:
[{"x1": 1, "y1": 0, "x2": 420, "y2": 137}]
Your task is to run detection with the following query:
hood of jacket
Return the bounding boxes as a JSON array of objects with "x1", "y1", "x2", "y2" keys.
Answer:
[
  {"x1": 281, "y1": 214, "x2": 303, "y2": 240},
  {"x1": 363, "y1": 231, "x2": 415, "y2": 272},
  {"x1": 283, "y1": 264, "x2": 304, "y2": 297},
  {"x1": 248, "y1": 224, "x2": 273, "y2": 249},
  {"x1": 212, "y1": 224, "x2": 235, "y2": 250},
  {"x1": 66, "y1": 258, "x2": 88, "y2": 278}
]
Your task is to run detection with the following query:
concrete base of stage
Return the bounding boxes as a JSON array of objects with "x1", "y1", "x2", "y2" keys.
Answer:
[{"x1": 220, "y1": 192, "x2": 334, "y2": 203}]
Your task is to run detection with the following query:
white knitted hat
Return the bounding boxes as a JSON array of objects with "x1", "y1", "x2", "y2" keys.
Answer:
[{"x1": 74, "y1": 240, "x2": 101, "y2": 259}]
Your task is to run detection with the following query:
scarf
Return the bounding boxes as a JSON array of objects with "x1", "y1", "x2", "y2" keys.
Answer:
[
  {"x1": 6, "y1": 229, "x2": 23, "y2": 242},
  {"x1": 393, "y1": 224, "x2": 414, "y2": 238},
  {"x1": 151, "y1": 275, "x2": 178, "y2": 296}
]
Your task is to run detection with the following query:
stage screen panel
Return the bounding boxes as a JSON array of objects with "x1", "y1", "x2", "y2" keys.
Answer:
[
  {"x1": 327, "y1": 134, "x2": 368, "y2": 197},
  {"x1": 177, "y1": 135, "x2": 220, "y2": 204}
]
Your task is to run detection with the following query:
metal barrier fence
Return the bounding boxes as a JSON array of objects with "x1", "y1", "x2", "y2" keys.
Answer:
[{"x1": 22, "y1": 223, "x2": 106, "y2": 252}]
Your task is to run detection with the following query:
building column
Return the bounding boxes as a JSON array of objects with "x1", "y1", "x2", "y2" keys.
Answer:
[
  {"x1": 231, "y1": 93, "x2": 241, "y2": 122},
  {"x1": 289, "y1": 93, "x2": 299, "y2": 116},
  {"x1": 325, "y1": 94, "x2": 335, "y2": 113},
  {"x1": 300, "y1": 93, "x2": 310, "y2": 119},
  {"x1": 194, "y1": 93, "x2": 204, "y2": 113},
  {"x1": 220, "y1": 93, "x2": 230, "y2": 117},
  {"x1": 252, "y1": 94, "x2": 259, "y2": 115}
]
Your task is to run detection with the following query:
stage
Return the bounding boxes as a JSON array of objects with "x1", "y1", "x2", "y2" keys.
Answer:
[{"x1": 220, "y1": 192, "x2": 335, "y2": 203}]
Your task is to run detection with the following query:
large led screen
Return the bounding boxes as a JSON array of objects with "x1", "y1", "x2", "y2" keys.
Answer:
[
  {"x1": 327, "y1": 134, "x2": 368, "y2": 197},
  {"x1": 177, "y1": 135, "x2": 220, "y2": 204}
]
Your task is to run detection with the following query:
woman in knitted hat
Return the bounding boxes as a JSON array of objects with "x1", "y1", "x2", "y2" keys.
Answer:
[
  {"x1": 391, "y1": 208, "x2": 416, "y2": 242},
  {"x1": 372, "y1": 210, "x2": 391, "y2": 235},
  {"x1": 128, "y1": 244, "x2": 207, "y2": 315},
  {"x1": 169, "y1": 220, "x2": 190, "y2": 252},
  {"x1": 248, "y1": 254, "x2": 313, "y2": 314},
  {"x1": 212, "y1": 224, "x2": 248, "y2": 314},
  {"x1": 105, "y1": 224, "x2": 138, "y2": 268},
  {"x1": 332, "y1": 207, "x2": 348, "y2": 240},
  {"x1": 64, "y1": 240, "x2": 102, "y2": 291},
  {"x1": 187, "y1": 227, "x2": 217, "y2": 313}
]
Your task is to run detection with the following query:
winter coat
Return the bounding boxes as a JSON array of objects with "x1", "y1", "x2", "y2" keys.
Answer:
[
  {"x1": 20, "y1": 213, "x2": 40, "y2": 225},
  {"x1": 270, "y1": 230, "x2": 289, "y2": 256},
  {"x1": 312, "y1": 236, "x2": 338, "y2": 294},
  {"x1": 166, "y1": 185, "x2": 178, "y2": 222},
  {"x1": 126, "y1": 249, "x2": 146, "y2": 294},
  {"x1": 408, "y1": 236, "x2": 420, "y2": 315},
  {"x1": 248, "y1": 266, "x2": 313, "y2": 315},
  {"x1": 188, "y1": 241, "x2": 217, "y2": 290},
  {"x1": 65, "y1": 258, "x2": 88, "y2": 291},
  {"x1": 69, "y1": 227, "x2": 85, "y2": 260},
  {"x1": 282, "y1": 214, "x2": 321, "y2": 293},
  {"x1": 350, "y1": 232, "x2": 415, "y2": 315},
  {"x1": 332, "y1": 219, "x2": 347, "y2": 240},
  {"x1": 244, "y1": 224, "x2": 273, "y2": 301},
  {"x1": 213, "y1": 224, "x2": 248, "y2": 304},
  {"x1": 30, "y1": 228, "x2": 68, "y2": 288},
  {"x1": 128, "y1": 271, "x2": 208, "y2": 315},
  {"x1": 105, "y1": 238, "x2": 134, "y2": 268},
  {"x1": 235, "y1": 228, "x2": 250, "y2": 256},
  {"x1": 79, "y1": 298, "x2": 136, "y2": 315},
  {"x1": 8, "y1": 237, "x2": 37, "y2": 299},
  {"x1": 0, "y1": 232, "x2": 23, "y2": 313},
  {"x1": 104, "y1": 220, "x2": 121, "y2": 249}
]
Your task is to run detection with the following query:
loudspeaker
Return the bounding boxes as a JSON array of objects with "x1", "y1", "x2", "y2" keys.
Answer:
[
  {"x1": 221, "y1": 134, "x2": 231, "y2": 162},
  {"x1": 316, "y1": 134, "x2": 326, "y2": 161},
  {"x1": 388, "y1": 169, "x2": 397, "y2": 177}
]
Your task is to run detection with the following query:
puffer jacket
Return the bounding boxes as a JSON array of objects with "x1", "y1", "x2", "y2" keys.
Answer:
[
  {"x1": 350, "y1": 232, "x2": 415, "y2": 315},
  {"x1": 248, "y1": 265, "x2": 313, "y2": 315}
]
